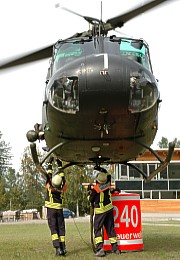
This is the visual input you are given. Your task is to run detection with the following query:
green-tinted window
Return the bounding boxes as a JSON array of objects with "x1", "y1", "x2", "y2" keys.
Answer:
[
  {"x1": 120, "y1": 38, "x2": 151, "y2": 71},
  {"x1": 53, "y1": 43, "x2": 83, "y2": 72},
  {"x1": 55, "y1": 45, "x2": 82, "y2": 62}
]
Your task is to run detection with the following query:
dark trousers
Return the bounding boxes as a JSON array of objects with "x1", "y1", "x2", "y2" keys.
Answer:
[
  {"x1": 47, "y1": 207, "x2": 65, "y2": 249},
  {"x1": 94, "y1": 209, "x2": 118, "y2": 251}
]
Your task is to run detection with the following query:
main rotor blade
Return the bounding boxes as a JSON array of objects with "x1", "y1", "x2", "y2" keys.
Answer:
[
  {"x1": 105, "y1": 0, "x2": 169, "y2": 31},
  {"x1": 0, "y1": 45, "x2": 53, "y2": 70},
  {"x1": 60, "y1": 6, "x2": 100, "y2": 25}
]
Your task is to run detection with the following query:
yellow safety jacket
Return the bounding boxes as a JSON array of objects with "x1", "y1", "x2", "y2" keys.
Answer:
[{"x1": 88, "y1": 182, "x2": 113, "y2": 214}]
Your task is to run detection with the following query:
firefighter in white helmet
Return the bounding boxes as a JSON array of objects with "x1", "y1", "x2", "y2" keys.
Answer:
[
  {"x1": 87, "y1": 171, "x2": 120, "y2": 257},
  {"x1": 45, "y1": 157, "x2": 66, "y2": 256}
]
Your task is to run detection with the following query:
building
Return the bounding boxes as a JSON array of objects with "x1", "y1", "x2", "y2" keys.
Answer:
[{"x1": 114, "y1": 149, "x2": 180, "y2": 199}]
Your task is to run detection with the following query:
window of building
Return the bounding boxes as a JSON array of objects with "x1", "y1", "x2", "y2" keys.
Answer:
[
  {"x1": 120, "y1": 165, "x2": 128, "y2": 178},
  {"x1": 168, "y1": 164, "x2": 180, "y2": 179},
  {"x1": 159, "y1": 167, "x2": 168, "y2": 179},
  {"x1": 147, "y1": 164, "x2": 157, "y2": 179}
]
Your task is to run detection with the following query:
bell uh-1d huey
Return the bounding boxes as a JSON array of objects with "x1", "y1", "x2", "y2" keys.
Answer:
[{"x1": 0, "y1": 0, "x2": 175, "y2": 181}]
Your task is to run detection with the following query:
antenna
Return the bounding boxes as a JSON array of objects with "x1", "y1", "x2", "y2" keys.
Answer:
[
  {"x1": 99, "y1": 1, "x2": 103, "y2": 36},
  {"x1": 101, "y1": 1, "x2": 102, "y2": 21}
]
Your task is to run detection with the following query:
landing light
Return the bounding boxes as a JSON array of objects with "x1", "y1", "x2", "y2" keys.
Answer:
[{"x1": 91, "y1": 146, "x2": 101, "y2": 152}]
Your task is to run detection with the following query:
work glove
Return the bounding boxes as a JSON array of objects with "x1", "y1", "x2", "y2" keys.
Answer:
[
  {"x1": 87, "y1": 184, "x2": 92, "y2": 192},
  {"x1": 48, "y1": 156, "x2": 54, "y2": 164},
  {"x1": 110, "y1": 188, "x2": 120, "y2": 194}
]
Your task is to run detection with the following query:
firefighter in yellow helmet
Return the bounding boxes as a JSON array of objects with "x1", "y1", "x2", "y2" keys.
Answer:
[
  {"x1": 45, "y1": 157, "x2": 66, "y2": 256},
  {"x1": 88, "y1": 171, "x2": 120, "y2": 257}
]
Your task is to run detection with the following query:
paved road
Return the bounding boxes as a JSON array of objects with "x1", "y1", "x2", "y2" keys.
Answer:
[
  {"x1": 142, "y1": 212, "x2": 180, "y2": 222},
  {"x1": 1, "y1": 213, "x2": 180, "y2": 225}
]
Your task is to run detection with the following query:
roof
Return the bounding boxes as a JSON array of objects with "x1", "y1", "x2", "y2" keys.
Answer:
[{"x1": 136, "y1": 149, "x2": 180, "y2": 162}]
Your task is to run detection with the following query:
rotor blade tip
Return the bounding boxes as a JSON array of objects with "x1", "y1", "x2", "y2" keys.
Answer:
[{"x1": 55, "y1": 3, "x2": 60, "y2": 8}]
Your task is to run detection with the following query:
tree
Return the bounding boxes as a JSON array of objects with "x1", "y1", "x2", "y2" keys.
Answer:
[
  {"x1": 0, "y1": 131, "x2": 12, "y2": 176},
  {"x1": 0, "y1": 178, "x2": 7, "y2": 210},
  {"x1": 2, "y1": 167, "x2": 21, "y2": 211},
  {"x1": 173, "y1": 138, "x2": 180, "y2": 148},
  {"x1": 63, "y1": 165, "x2": 94, "y2": 216},
  {"x1": 19, "y1": 146, "x2": 46, "y2": 212},
  {"x1": 158, "y1": 136, "x2": 169, "y2": 148},
  {"x1": 158, "y1": 136, "x2": 180, "y2": 148}
]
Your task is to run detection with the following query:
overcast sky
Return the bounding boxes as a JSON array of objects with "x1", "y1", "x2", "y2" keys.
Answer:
[{"x1": 0, "y1": 0, "x2": 179, "y2": 171}]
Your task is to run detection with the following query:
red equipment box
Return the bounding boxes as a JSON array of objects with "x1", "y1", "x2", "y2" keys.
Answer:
[{"x1": 103, "y1": 192, "x2": 144, "y2": 252}]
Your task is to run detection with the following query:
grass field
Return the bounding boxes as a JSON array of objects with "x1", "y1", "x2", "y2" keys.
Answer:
[{"x1": 0, "y1": 220, "x2": 180, "y2": 259}]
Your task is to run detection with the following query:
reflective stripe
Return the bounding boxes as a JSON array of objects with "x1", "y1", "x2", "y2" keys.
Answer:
[
  {"x1": 45, "y1": 201, "x2": 63, "y2": 209},
  {"x1": 112, "y1": 196, "x2": 140, "y2": 201},
  {"x1": 94, "y1": 203, "x2": 113, "y2": 214},
  {"x1": 99, "y1": 191, "x2": 104, "y2": 209},
  {"x1": 109, "y1": 190, "x2": 112, "y2": 203},
  {"x1": 104, "y1": 239, "x2": 143, "y2": 245},
  {"x1": 95, "y1": 236, "x2": 103, "y2": 244},
  {"x1": 49, "y1": 190, "x2": 53, "y2": 203},
  {"x1": 59, "y1": 172, "x2": 64, "y2": 177},
  {"x1": 52, "y1": 234, "x2": 58, "y2": 240},
  {"x1": 109, "y1": 237, "x2": 117, "y2": 243},
  {"x1": 59, "y1": 236, "x2": 65, "y2": 242},
  {"x1": 93, "y1": 190, "x2": 113, "y2": 214},
  {"x1": 47, "y1": 163, "x2": 52, "y2": 166}
]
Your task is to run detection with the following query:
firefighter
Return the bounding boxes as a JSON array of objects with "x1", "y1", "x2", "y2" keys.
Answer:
[
  {"x1": 45, "y1": 157, "x2": 66, "y2": 256},
  {"x1": 88, "y1": 171, "x2": 121, "y2": 257}
]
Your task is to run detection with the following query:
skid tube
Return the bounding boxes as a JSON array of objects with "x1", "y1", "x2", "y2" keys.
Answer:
[
  {"x1": 30, "y1": 142, "x2": 79, "y2": 178},
  {"x1": 123, "y1": 141, "x2": 175, "y2": 183}
]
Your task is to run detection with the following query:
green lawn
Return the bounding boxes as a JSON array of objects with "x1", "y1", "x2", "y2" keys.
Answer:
[{"x1": 0, "y1": 220, "x2": 180, "y2": 259}]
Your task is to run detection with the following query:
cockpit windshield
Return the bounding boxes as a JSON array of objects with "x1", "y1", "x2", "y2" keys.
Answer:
[
  {"x1": 53, "y1": 39, "x2": 95, "y2": 72},
  {"x1": 52, "y1": 37, "x2": 152, "y2": 73},
  {"x1": 53, "y1": 43, "x2": 82, "y2": 72}
]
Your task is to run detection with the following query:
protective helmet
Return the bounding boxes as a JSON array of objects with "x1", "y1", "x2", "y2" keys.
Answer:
[
  {"x1": 52, "y1": 174, "x2": 62, "y2": 188},
  {"x1": 96, "y1": 172, "x2": 107, "y2": 184}
]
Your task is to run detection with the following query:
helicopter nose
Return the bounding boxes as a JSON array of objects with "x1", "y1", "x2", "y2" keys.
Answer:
[
  {"x1": 81, "y1": 53, "x2": 158, "y2": 112},
  {"x1": 81, "y1": 54, "x2": 130, "y2": 107},
  {"x1": 84, "y1": 54, "x2": 129, "y2": 90}
]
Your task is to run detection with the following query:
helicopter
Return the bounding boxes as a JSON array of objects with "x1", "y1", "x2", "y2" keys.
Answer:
[{"x1": 0, "y1": 0, "x2": 175, "y2": 181}]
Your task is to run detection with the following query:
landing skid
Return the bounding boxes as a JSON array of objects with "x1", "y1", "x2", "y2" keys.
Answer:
[
  {"x1": 30, "y1": 142, "x2": 107, "y2": 174},
  {"x1": 30, "y1": 142, "x2": 78, "y2": 177},
  {"x1": 124, "y1": 141, "x2": 175, "y2": 182},
  {"x1": 30, "y1": 140, "x2": 175, "y2": 182}
]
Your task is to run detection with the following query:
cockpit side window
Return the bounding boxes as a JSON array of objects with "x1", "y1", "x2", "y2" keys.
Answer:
[{"x1": 119, "y1": 39, "x2": 152, "y2": 71}]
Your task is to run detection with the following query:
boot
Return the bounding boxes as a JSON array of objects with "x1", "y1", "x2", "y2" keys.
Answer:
[
  {"x1": 94, "y1": 248, "x2": 106, "y2": 257},
  {"x1": 55, "y1": 247, "x2": 63, "y2": 256},
  {"x1": 111, "y1": 243, "x2": 121, "y2": 254},
  {"x1": 60, "y1": 242, "x2": 67, "y2": 255},
  {"x1": 113, "y1": 249, "x2": 121, "y2": 254}
]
